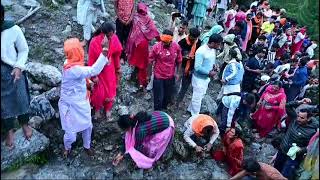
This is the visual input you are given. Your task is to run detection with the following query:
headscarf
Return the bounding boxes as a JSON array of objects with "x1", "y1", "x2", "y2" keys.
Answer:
[
  {"x1": 261, "y1": 75, "x2": 270, "y2": 82},
  {"x1": 235, "y1": 11, "x2": 246, "y2": 23},
  {"x1": 280, "y1": 18, "x2": 286, "y2": 26},
  {"x1": 280, "y1": 8, "x2": 286, "y2": 15},
  {"x1": 115, "y1": 0, "x2": 135, "y2": 24},
  {"x1": 300, "y1": 27, "x2": 307, "y2": 34},
  {"x1": 192, "y1": 114, "x2": 215, "y2": 137},
  {"x1": 200, "y1": 25, "x2": 224, "y2": 45},
  {"x1": 223, "y1": 34, "x2": 236, "y2": 43},
  {"x1": 1, "y1": 20, "x2": 15, "y2": 32},
  {"x1": 63, "y1": 38, "x2": 85, "y2": 70},
  {"x1": 63, "y1": 38, "x2": 91, "y2": 99},
  {"x1": 184, "y1": 36, "x2": 198, "y2": 75},
  {"x1": 265, "y1": 83, "x2": 285, "y2": 95},
  {"x1": 160, "y1": 34, "x2": 173, "y2": 43},
  {"x1": 126, "y1": 2, "x2": 159, "y2": 60}
]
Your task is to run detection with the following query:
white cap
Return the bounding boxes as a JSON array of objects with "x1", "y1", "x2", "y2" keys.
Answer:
[{"x1": 261, "y1": 75, "x2": 270, "y2": 82}]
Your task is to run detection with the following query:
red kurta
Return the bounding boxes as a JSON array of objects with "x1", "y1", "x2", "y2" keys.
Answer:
[
  {"x1": 223, "y1": 136, "x2": 244, "y2": 176},
  {"x1": 128, "y1": 39, "x2": 149, "y2": 86},
  {"x1": 252, "y1": 85, "x2": 287, "y2": 137},
  {"x1": 88, "y1": 33, "x2": 122, "y2": 111}
]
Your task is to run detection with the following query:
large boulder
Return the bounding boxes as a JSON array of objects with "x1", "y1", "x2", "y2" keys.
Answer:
[
  {"x1": 1, "y1": 128, "x2": 49, "y2": 171},
  {"x1": 31, "y1": 163, "x2": 113, "y2": 180},
  {"x1": 30, "y1": 94, "x2": 55, "y2": 120},
  {"x1": 173, "y1": 139, "x2": 188, "y2": 159},
  {"x1": 246, "y1": 143, "x2": 277, "y2": 164},
  {"x1": 164, "y1": 160, "x2": 229, "y2": 179},
  {"x1": 44, "y1": 87, "x2": 60, "y2": 101},
  {"x1": 25, "y1": 62, "x2": 62, "y2": 87},
  {"x1": 201, "y1": 94, "x2": 218, "y2": 115},
  {"x1": 28, "y1": 116, "x2": 44, "y2": 129}
]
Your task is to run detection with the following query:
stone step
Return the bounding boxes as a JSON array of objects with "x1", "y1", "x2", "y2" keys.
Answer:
[{"x1": 1, "y1": 128, "x2": 49, "y2": 171}]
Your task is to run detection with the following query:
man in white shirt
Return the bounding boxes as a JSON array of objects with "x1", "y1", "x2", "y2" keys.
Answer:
[
  {"x1": 219, "y1": 93, "x2": 256, "y2": 135},
  {"x1": 1, "y1": 4, "x2": 32, "y2": 149},
  {"x1": 184, "y1": 113, "x2": 220, "y2": 154},
  {"x1": 187, "y1": 34, "x2": 223, "y2": 116}
]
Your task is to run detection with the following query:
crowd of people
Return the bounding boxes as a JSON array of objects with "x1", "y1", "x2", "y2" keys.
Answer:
[{"x1": 1, "y1": 0, "x2": 319, "y2": 179}]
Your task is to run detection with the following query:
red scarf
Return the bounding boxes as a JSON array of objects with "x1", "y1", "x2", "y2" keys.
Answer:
[
  {"x1": 126, "y1": 3, "x2": 159, "y2": 60},
  {"x1": 184, "y1": 36, "x2": 198, "y2": 75},
  {"x1": 115, "y1": 0, "x2": 135, "y2": 24}
]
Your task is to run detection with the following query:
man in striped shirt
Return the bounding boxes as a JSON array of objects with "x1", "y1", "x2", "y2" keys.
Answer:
[{"x1": 273, "y1": 107, "x2": 318, "y2": 179}]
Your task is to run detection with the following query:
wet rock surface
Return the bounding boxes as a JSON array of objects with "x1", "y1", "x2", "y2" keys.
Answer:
[
  {"x1": 25, "y1": 62, "x2": 62, "y2": 87},
  {"x1": 30, "y1": 94, "x2": 56, "y2": 120},
  {"x1": 1, "y1": 0, "x2": 283, "y2": 179},
  {"x1": 1, "y1": 128, "x2": 49, "y2": 171}
]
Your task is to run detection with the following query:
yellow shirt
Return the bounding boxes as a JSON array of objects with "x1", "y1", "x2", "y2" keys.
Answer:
[{"x1": 261, "y1": 21, "x2": 275, "y2": 34}]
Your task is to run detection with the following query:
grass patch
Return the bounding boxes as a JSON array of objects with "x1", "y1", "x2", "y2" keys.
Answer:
[
  {"x1": 4, "y1": 5, "x2": 13, "y2": 11},
  {"x1": 6, "y1": 151, "x2": 49, "y2": 172},
  {"x1": 30, "y1": 44, "x2": 46, "y2": 58}
]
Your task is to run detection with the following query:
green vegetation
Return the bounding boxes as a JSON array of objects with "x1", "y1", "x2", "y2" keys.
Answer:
[
  {"x1": 237, "y1": 0, "x2": 319, "y2": 42},
  {"x1": 4, "y1": 5, "x2": 13, "y2": 12},
  {"x1": 6, "y1": 152, "x2": 49, "y2": 172},
  {"x1": 271, "y1": 0, "x2": 319, "y2": 41}
]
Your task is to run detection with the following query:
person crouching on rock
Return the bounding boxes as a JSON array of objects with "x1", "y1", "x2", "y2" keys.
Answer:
[
  {"x1": 113, "y1": 111, "x2": 175, "y2": 169},
  {"x1": 59, "y1": 37, "x2": 110, "y2": 158},
  {"x1": 183, "y1": 113, "x2": 220, "y2": 156}
]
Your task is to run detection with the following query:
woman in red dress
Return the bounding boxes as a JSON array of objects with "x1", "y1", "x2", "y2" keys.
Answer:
[
  {"x1": 223, "y1": 128, "x2": 244, "y2": 176},
  {"x1": 88, "y1": 22, "x2": 122, "y2": 120},
  {"x1": 126, "y1": 2, "x2": 159, "y2": 88},
  {"x1": 212, "y1": 128, "x2": 244, "y2": 176},
  {"x1": 252, "y1": 81, "x2": 286, "y2": 138}
]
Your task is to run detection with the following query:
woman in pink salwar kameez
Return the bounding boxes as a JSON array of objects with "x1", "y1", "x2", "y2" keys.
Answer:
[
  {"x1": 252, "y1": 81, "x2": 286, "y2": 138},
  {"x1": 113, "y1": 111, "x2": 175, "y2": 169},
  {"x1": 88, "y1": 22, "x2": 123, "y2": 120},
  {"x1": 59, "y1": 38, "x2": 110, "y2": 158}
]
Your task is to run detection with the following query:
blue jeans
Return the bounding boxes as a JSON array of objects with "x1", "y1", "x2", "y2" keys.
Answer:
[
  {"x1": 177, "y1": 0, "x2": 186, "y2": 14},
  {"x1": 274, "y1": 151, "x2": 300, "y2": 179}
]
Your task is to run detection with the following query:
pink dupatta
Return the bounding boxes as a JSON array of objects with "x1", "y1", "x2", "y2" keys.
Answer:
[
  {"x1": 124, "y1": 116, "x2": 175, "y2": 169},
  {"x1": 125, "y1": 2, "x2": 159, "y2": 60}
]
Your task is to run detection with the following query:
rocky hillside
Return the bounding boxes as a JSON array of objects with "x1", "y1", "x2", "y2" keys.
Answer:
[{"x1": 1, "y1": 0, "x2": 277, "y2": 179}]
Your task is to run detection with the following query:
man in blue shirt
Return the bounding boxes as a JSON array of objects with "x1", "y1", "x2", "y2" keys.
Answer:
[
  {"x1": 242, "y1": 47, "x2": 266, "y2": 93},
  {"x1": 286, "y1": 57, "x2": 309, "y2": 102}
]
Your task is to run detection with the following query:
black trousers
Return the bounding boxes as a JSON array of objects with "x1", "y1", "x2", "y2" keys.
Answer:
[
  {"x1": 190, "y1": 134, "x2": 210, "y2": 147},
  {"x1": 176, "y1": 73, "x2": 192, "y2": 102},
  {"x1": 116, "y1": 18, "x2": 132, "y2": 60},
  {"x1": 2, "y1": 113, "x2": 29, "y2": 133},
  {"x1": 153, "y1": 77, "x2": 175, "y2": 111},
  {"x1": 186, "y1": 0, "x2": 194, "y2": 20}
]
